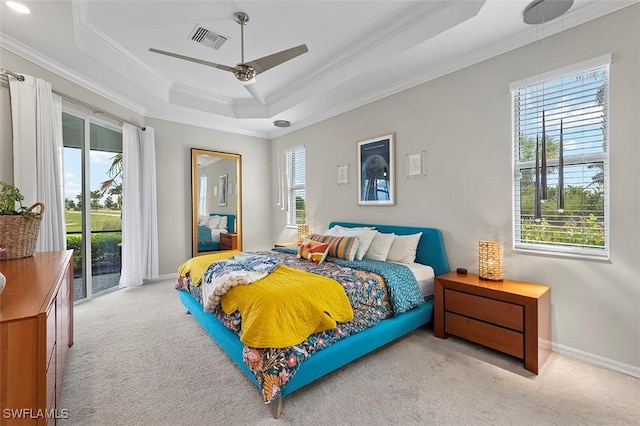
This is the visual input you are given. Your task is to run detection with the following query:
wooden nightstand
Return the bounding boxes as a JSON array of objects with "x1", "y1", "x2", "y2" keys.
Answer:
[
  {"x1": 220, "y1": 232, "x2": 238, "y2": 250},
  {"x1": 434, "y1": 272, "x2": 551, "y2": 374}
]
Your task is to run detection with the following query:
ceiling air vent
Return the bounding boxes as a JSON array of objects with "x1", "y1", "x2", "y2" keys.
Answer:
[{"x1": 189, "y1": 25, "x2": 228, "y2": 50}]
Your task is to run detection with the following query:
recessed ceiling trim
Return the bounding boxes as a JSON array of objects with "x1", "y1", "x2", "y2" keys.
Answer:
[
  {"x1": 170, "y1": 82, "x2": 235, "y2": 105},
  {"x1": 268, "y1": 0, "x2": 486, "y2": 106},
  {"x1": 0, "y1": 33, "x2": 147, "y2": 115},
  {"x1": 73, "y1": 3, "x2": 170, "y2": 85}
]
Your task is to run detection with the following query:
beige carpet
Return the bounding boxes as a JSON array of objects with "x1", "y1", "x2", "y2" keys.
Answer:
[{"x1": 59, "y1": 278, "x2": 640, "y2": 425}]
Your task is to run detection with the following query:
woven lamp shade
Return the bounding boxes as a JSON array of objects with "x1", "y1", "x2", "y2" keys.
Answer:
[
  {"x1": 297, "y1": 224, "x2": 310, "y2": 246},
  {"x1": 479, "y1": 240, "x2": 503, "y2": 281}
]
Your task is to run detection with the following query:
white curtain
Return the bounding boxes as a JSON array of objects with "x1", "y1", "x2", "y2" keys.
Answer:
[
  {"x1": 119, "y1": 123, "x2": 159, "y2": 288},
  {"x1": 9, "y1": 75, "x2": 66, "y2": 252}
]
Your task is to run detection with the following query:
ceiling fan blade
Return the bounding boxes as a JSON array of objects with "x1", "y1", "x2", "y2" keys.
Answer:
[
  {"x1": 242, "y1": 78, "x2": 266, "y2": 104},
  {"x1": 243, "y1": 44, "x2": 308, "y2": 75},
  {"x1": 149, "y1": 48, "x2": 238, "y2": 73}
]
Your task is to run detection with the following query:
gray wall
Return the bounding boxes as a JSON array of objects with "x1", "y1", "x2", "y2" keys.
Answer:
[
  {"x1": 271, "y1": 6, "x2": 640, "y2": 371},
  {"x1": 199, "y1": 158, "x2": 238, "y2": 216},
  {"x1": 147, "y1": 117, "x2": 271, "y2": 272},
  {"x1": 0, "y1": 48, "x2": 272, "y2": 279}
]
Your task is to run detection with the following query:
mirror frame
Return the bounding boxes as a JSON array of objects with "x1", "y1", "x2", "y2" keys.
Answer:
[{"x1": 191, "y1": 148, "x2": 242, "y2": 256}]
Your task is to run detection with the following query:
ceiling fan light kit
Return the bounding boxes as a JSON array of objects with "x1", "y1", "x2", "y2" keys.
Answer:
[{"x1": 149, "y1": 11, "x2": 308, "y2": 105}]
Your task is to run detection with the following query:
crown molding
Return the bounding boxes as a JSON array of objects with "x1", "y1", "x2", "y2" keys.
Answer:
[
  {"x1": 268, "y1": 1, "x2": 638, "y2": 140},
  {"x1": 72, "y1": 0, "x2": 171, "y2": 104},
  {"x1": 144, "y1": 108, "x2": 269, "y2": 139},
  {"x1": 0, "y1": 33, "x2": 147, "y2": 115},
  {"x1": 269, "y1": 0, "x2": 486, "y2": 106}
]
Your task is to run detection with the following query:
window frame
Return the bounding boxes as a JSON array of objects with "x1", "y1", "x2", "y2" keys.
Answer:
[
  {"x1": 510, "y1": 55, "x2": 611, "y2": 260},
  {"x1": 284, "y1": 145, "x2": 306, "y2": 227}
]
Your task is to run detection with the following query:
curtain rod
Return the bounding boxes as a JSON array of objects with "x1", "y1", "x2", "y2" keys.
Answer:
[{"x1": 0, "y1": 68, "x2": 145, "y2": 131}]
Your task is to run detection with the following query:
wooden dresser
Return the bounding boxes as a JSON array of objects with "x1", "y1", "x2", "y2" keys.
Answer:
[
  {"x1": 0, "y1": 251, "x2": 74, "y2": 425},
  {"x1": 434, "y1": 271, "x2": 550, "y2": 374}
]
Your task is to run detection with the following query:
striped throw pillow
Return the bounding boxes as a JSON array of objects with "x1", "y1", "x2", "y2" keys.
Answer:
[{"x1": 309, "y1": 233, "x2": 360, "y2": 261}]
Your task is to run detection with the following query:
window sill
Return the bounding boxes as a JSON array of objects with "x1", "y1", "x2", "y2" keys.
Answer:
[{"x1": 514, "y1": 246, "x2": 611, "y2": 263}]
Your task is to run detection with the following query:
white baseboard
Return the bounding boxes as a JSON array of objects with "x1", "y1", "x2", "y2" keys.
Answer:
[
  {"x1": 552, "y1": 342, "x2": 640, "y2": 379},
  {"x1": 149, "y1": 273, "x2": 178, "y2": 281}
]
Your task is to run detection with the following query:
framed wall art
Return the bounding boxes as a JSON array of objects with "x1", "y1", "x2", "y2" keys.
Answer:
[{"x1": 357, "y1": 134, "x2": 395, "y2": 206}]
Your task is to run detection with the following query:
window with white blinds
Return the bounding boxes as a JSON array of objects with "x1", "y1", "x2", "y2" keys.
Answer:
[
  {"x1": 511, "y1": 55, "x2": 610, "y2": 258},
  {"x1": 285, "y1": 146, "x2": 306, "y2": 226}
]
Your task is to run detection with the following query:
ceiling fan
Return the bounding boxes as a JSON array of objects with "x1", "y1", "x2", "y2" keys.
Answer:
[{"x1": 149, "y1": 12, "x2": 308, "y2": 104}]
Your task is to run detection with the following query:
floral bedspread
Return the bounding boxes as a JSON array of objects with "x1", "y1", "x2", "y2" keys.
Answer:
[{"x1": 176, "y1": 250, "x2": 403, "y2": 403}]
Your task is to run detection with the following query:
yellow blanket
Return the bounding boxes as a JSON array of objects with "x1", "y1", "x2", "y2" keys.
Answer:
[
  {"x1": 221, "y1": 265, "x2": 354, "y2": 348},
  {"x1": 177, "y1": 250, "x2": 240, "y2": 285}
]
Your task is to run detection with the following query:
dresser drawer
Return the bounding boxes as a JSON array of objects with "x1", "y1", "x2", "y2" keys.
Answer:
[
  {"x1": 47, "y1": 343, "x2": 56, "y2": 411},
  {"x1": 47, "y1": 300, "x2": 57, "y2": 365},
  {"x1": 444, "y1": 289, "x2": 523, "y2": 331},
  {"x1": 445, "y1": 312, "x2": 524, "y2": 358}
]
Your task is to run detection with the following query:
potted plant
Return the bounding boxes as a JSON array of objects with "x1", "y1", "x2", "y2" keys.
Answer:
[{"x1": 0, "y1": 181, "x2": 44, "y2": 260}]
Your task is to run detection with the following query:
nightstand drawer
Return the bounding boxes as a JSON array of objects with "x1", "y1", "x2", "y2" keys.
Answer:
[
  {"x1": 445, "y1": 289, "x2": 523, "y2": 331},
  {"x1": 220, "y1": 233, "x2": 237, "y2": 250},
  {"x1": 445, "y1": 312, "x2": 524, "y2": 358}
]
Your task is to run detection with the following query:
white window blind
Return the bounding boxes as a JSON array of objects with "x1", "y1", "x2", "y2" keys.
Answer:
[
  {"x1": 285, "y1": 146, "x2": 306, "y2": 226},
  {"x1": 512, "y1": 56, "x2": 609, "y2": 258}
]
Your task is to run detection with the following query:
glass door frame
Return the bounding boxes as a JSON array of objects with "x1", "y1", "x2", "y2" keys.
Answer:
[{"x1": 63, "y1": 106, "x2": 122, "y2": 302}]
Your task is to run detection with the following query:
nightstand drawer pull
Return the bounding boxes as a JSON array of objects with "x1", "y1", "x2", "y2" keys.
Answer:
[
  {"x1": 445, "y1": 289, "x2": 523, "y2": 331},
  {"x1": 445, "y1": 312, "x2": 524, "y2": 358}
]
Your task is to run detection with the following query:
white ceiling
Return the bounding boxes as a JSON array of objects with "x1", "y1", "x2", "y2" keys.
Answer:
[{"x1": 0, "y1": 0, "x2": 636, "y2": 138}]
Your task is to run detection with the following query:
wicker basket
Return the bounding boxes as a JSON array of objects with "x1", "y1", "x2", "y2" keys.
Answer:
[{"x1": 0, "y1": 202, "x2": 44, "y2": 260}]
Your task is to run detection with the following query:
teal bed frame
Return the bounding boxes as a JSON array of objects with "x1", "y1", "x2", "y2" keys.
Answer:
[
  {"x1": 197, "y1": 213, "x2": 235, "y2": 252},
  {"x1": 178, "y1": 222, "x2": 449, "y2": 418}
]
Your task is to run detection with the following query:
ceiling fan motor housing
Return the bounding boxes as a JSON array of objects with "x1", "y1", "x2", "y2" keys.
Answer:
[{"x1": 234, "y1": 65, "x2": 256, "y2": 82}]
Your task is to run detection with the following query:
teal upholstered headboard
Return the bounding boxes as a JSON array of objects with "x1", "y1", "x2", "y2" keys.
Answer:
[
  {"x1": 210, "y1": 213, "x2": 236, "y2": 233},
  {"x1": 328, "y1": 222, "x2": 450, "y2": 276}
]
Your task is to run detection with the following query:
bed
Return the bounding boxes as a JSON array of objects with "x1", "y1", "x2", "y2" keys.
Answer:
[
  {"x1": 197, "y1": 213, "x2": 235, "y2": 252},
  {"x1": 176, "y1": 221, "x2": 449, "y2": 418}
]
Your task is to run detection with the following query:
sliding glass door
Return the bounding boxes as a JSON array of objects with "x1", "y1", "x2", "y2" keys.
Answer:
[{"x1": 62, "y1": 110, "x2": 123, "y2": 301}]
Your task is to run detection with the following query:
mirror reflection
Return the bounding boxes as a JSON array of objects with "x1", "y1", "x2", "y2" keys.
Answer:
[{"x1": 192, "y1": 148, "x2": 242, "y2": 256}]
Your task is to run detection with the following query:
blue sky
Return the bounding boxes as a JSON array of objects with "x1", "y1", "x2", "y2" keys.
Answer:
[{"x1": 63, "y1": 148, "x2": 118, "y2": 202}]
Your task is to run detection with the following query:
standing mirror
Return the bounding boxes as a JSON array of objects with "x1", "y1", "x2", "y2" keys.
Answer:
[{"x1": 192, "y1": 148, "x2": 242, "y2": 256}]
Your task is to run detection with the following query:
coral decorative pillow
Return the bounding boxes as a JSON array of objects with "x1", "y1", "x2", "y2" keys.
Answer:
[{"x1": 298, "y1": 239, "x2": 330, "y2": 264}]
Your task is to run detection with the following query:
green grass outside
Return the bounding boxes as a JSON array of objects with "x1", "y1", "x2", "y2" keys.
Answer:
[{"x1": 66, "y1": 209, "x2": 122, "y2": 233}]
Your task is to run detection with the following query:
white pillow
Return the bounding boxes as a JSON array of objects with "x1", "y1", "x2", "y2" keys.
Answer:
[
  {"x1": 217, "y1": 216, "x2": 228, "y2": 230},
  {"x1": 330, "y1": 225, "x2": 376, "y2": 231},
  {"x1": 324, "y1": 226, "x2": 378, "y2": 260},
  {"x1": 198, "y1": 215, "x2": 209, "y2": 226},
  {"x1": 364, "y1": 232, "x2": 396, "y2": 261},
  {"x1": 205, "y1": 216, "x2": 221, "y2": 230},
  {"x1": 387, "y1": 233, "x2": 422, "y2": 264}
]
